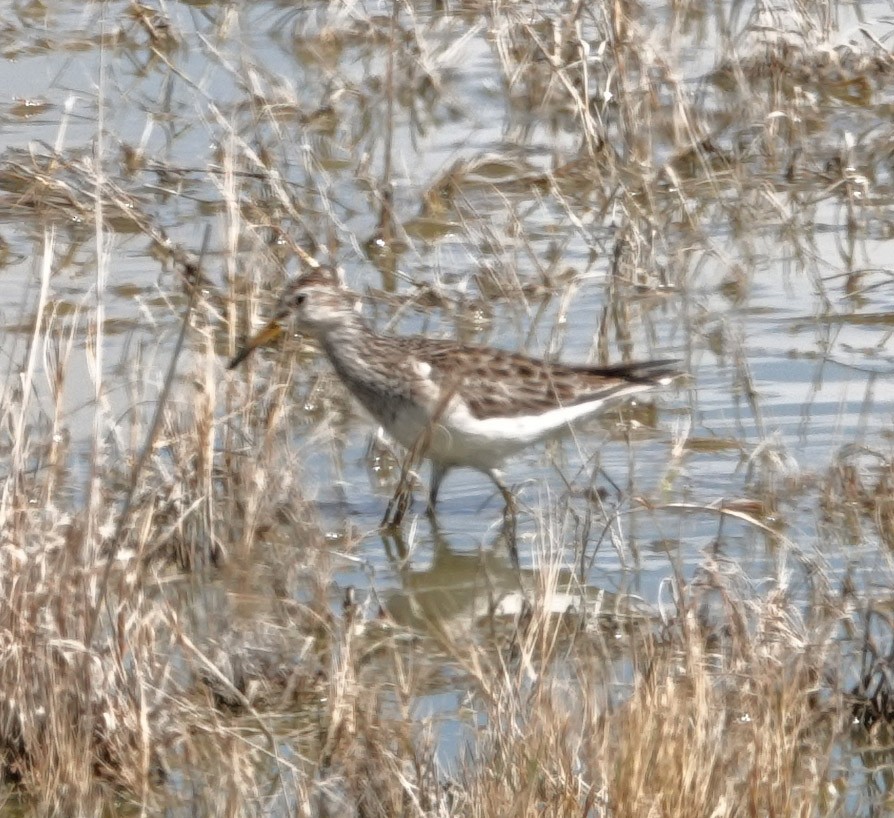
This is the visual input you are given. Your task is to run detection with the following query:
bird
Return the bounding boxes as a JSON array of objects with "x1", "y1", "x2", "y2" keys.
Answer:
[{"x1": 229, "y1": 266, "x2": 681, "y2": 520}]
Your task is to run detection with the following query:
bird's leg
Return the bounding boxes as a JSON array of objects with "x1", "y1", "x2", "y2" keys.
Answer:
[
  {"x1": 383, "y1": 430, "x2": 430, "y2": 529},
  {"x1": 382, "y1": 456, "x2": 417, "y2": 529},
  {"x1": 485, "y1": 469, "x2": 516, "y2": 515},
  {"x1": 487, "y1": 469, "x2": 519, "y2": 559},
  {"x1": 427, "y1": 463, "x2": 449, "y2": 516}
]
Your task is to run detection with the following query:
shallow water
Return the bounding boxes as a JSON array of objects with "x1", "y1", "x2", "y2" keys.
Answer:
[{"x1": 1, "y1": 0, "x2": 892, "y2": 626}]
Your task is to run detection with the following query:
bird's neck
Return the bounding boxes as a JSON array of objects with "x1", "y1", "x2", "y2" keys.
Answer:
[{"x1": 318, "y1": 314, "x2": 381, "y2": 365}]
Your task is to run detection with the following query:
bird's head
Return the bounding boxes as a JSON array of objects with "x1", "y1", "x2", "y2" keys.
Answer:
[{"x1": 228, "y1": 266, "x2": 356, "y2": 369}]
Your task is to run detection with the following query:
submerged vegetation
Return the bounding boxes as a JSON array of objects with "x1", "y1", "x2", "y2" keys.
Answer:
[{"x1": 1, "y1": 0, "x2": 894, "y2": 814}]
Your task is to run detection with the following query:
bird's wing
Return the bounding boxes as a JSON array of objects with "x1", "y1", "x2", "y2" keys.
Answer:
[{"x1": 405, "y1": 338, "x2": 680, "y2": 420}]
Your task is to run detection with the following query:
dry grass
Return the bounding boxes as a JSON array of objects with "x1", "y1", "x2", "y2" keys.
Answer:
[{"x1": 0, "y1": 0, "x2": 892, "y2": 814}]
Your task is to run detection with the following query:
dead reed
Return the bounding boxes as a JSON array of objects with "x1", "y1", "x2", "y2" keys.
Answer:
[{"x1": 0, "y1": 0, "x2": 892, "y2": 814}]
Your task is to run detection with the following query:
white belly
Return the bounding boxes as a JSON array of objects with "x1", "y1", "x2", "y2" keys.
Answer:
[{"x1": 379, "y1": 396, "x2": 614, "y2": 471}]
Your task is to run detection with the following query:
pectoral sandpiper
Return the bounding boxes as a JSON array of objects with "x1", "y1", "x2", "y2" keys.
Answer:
[{"x1": 229, "y1": 266, "x2": 681, "y2": 520}]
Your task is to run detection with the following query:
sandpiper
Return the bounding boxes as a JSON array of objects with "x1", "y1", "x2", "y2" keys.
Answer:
[{"x1": 229, "y1": 267, "x2": 681, "y2": 517}]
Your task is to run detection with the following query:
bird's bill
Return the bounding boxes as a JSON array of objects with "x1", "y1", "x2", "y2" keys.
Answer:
[{"x1": 228, "y1": 319, "x2": 283, "y2": 370}]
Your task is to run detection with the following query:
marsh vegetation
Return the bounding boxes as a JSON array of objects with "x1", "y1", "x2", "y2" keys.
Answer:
[{"x1": 1, "y1": 0, "x2": 894, "y2": 814}]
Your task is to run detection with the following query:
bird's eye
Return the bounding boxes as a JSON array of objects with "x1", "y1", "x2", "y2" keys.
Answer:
[{"x1": 295, "y1": 294, "x2": 306, "y2": 306}]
